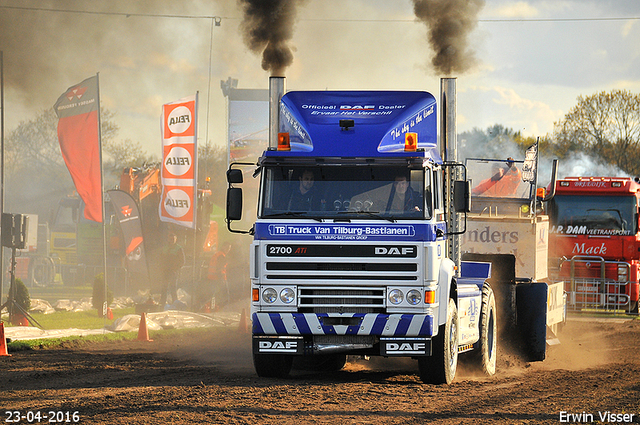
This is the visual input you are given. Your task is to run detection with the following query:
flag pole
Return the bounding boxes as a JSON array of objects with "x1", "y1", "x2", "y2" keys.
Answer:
[
  {"x1": 192, "y1": 92, "x2": 199, "y2": 312},
  {"x1": 96, "y1": 72, "x2": 108, "y2": 330},
  {"x1": 0, "y1": 51, "x2": 5, "y2": 304}
]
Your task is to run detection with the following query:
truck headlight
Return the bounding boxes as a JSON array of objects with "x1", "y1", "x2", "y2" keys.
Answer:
[
  {"x1": 388, "y1": 289, "x2": 403, "y2": 305},
  {"x1": 280, "y1": 288, "x2": 295, "y2": 304},
  {"x1": 262, "y1": 288, "x2": 277, "y2": 303},
  {"x1": 406, "y1": 289, "x2": 421, "y2": 305},
  {"x1": 618, "y1": 265, "x2": 628, "y2": 282}
]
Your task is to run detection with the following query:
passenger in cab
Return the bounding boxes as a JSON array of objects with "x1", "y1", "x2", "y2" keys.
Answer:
[{"x1": 386, "y1": 174, "x2": 422, "y2": 214}]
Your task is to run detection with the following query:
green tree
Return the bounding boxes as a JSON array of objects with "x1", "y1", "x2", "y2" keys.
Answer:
[
  {"x1": 102, "y1": 138, "x2": 157, "y2": 186},
  {"x1": 553, "y1": 90, "x2": 640, "y2": 175},
  {"x1": 5, "y1": 109, "x2": 74, "y2": 218}
]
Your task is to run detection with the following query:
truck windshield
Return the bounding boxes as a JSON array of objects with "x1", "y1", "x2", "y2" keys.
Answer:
[
  {"x1": 466, "y1": 158, "x2": 530, "y2": 200},
  {"x1": 549, "y1": 195, "x2": 637, "y2": 236},
  {"x1": 260, "y1": 165, "x2": 429, "y2": 220}
]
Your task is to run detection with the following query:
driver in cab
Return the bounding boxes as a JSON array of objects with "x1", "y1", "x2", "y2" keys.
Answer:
[{"x1": 286, "y1": 169, "x2": 320, "y2": 211}]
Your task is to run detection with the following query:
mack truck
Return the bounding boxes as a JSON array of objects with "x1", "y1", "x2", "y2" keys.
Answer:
[
  {"x1": 547, "y1": 176, "x2": 640, "y2": 314},
  {"x1": 225, "y1": 77, "x2": 554, "y2": 384}
]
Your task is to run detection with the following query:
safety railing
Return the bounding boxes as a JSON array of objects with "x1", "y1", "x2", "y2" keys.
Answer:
[{"x1": 553, "y1": 255, "x2": 631, "y2": 314}]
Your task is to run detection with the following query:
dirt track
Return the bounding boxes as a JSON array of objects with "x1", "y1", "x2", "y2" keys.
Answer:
[{"x1": 1, "y1": 317, "x2": 640, "y2": 424}]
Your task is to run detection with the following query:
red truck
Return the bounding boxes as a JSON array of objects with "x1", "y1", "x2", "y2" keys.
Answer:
[{"x1": 547, "y1": 176, "x2": 640, "y2": 313}]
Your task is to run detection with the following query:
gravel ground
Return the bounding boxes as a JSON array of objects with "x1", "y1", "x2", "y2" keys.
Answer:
[{"x1": 1, "y1": 317, "x2": 639, "y2": 424}]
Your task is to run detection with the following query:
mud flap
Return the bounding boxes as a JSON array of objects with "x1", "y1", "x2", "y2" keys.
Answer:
[
  {"x1": 516, "y1": 282, "x2": 547, "y2": 361},
  {"x1": 253, "y1": 336, "x2": 304, "y2": 355}
]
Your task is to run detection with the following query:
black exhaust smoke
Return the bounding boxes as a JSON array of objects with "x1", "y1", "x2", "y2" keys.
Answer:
[
  {"x1": 412, "y1": 0, "x2": 485, "y2": 75},
  {"x1": 238, "y1": 0, "x2": 307, "y2": 76}
]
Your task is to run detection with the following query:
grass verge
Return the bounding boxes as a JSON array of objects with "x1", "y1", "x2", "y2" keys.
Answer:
[
  {"x1": 23, "y1": 307, "x2": 136, "y2": 330},
  {"x1": 7, "y1": 331, "x2": 138, "y2": 352},
  {"x1": 5, "y1": 327, "x2": 225, "y2": 353}
]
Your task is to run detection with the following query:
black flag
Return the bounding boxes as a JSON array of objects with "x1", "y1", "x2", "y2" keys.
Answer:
[{"x1": 107, "y1": 190, "x2": 149, "y2": 278}]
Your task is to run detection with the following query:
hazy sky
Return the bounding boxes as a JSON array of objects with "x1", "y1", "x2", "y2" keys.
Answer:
[{"x1": 1, "y1": 0, "x2": 639, "y2": 159}]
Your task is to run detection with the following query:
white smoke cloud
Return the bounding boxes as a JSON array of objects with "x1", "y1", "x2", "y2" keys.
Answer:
[{"x1": 558, "y1": 152, "x2": 630, "y2": 179}]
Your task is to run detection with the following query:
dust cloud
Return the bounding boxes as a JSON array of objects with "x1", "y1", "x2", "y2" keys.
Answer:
[{"x1": 539, "y1": 320, "x2": 613, "y2": 371}]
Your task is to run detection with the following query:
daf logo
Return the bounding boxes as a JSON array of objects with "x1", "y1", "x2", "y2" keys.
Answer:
[
  {"x1": 259, "y1": 341, "x2": 298, "y2": 350},
  {"x1": 258, "y1": 340, "x2": 299, "y2": 353},
  {"x1": 386, "y1": 342, "x2": 426, "y2": 352},
  {"x1": 375, "y1": 247, "x2": 415, "y2": 256}
]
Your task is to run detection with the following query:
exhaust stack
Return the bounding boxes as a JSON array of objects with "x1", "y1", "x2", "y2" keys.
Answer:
[
  {"x1": 269, "y1": 76, "x2": 285, "y2": 149},
  {"x1": 440, "y1": 78, "x2": 457, "y2": 163},
  {"x1": 440, "y1": 77, "x2": 461, "y2": 269}
]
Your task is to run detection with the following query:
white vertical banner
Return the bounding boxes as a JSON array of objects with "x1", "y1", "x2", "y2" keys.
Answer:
[{"x1": 159, "y1": 94, "x2": 198, "y2": 228}]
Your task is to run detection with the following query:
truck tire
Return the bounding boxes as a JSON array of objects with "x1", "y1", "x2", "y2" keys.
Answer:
[
  {"x1": 418, "y1": 298, "x2": 458, "y2": 384},
  {"x1": 473, "y1": 283, "x2": 497, "y2": 376},
  {"x1": 253, "y1": 353, "x2": 293, "y2": 378}
]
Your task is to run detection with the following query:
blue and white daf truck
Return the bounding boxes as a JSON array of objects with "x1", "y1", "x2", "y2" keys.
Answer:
[{"x1": 226, "y1": 77, "x2": 549, "y2": 384}]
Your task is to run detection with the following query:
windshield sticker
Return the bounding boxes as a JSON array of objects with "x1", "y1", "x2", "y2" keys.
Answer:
[{"x1": 267, "y1": 224, "x2": 416, "y2": 240}]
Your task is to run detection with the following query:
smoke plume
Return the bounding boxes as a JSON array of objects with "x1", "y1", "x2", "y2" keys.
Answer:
[
  {"x1": 412, "y1": 0, "x2": 485, "y2": 75},
  {"x1": 238, "y1": 0, "x2": 306, "y2": 76}
]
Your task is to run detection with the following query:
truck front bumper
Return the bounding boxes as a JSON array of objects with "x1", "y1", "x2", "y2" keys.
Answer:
[{"x1": 252, "y1": 312, "x2": 435, "y2": 337}]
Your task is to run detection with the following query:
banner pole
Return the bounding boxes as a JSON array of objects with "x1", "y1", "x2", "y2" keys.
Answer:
[
  {"x1": 96, "y1": 72, "x2": 108, "y2": 330},
  {"x1": 192, "y1": 92, "x2": 199, "y2": 312},
  {"x1": 0, "y1": 51, "x2": 5, "y2": 307}
]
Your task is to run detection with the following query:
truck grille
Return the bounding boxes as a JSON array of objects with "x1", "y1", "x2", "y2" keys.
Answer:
[
  {"x1": 299, "y1": 286, "x2": 385, "y2": 313},
  {"x1": 267, "y1": 262, "x2": 416, "y2": 272}
]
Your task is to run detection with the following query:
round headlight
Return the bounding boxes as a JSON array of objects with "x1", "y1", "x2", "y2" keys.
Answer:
[
  {"x1": 407, "y1": 289, "x2": 422, "y2": 305},
  {"x1": 262, "y1": 288, "x2": 277, "y2": 303},
  {"x1": 388, "y1": 289, "x2": 404, "y2": 305},
  {"x1": 280, "y1": 288, "x2": 295, "y2": 304}
]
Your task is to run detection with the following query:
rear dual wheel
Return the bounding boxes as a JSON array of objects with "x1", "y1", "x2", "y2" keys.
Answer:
[{"x1": 473, "y1": 283, "x2": 497, "y2": 376}]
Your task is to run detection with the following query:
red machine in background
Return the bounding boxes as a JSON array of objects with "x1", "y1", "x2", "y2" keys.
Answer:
[
  {"x1": 547, "y1": 177, "x2": 640, "y2": 313},
  {"x1": 120, "y1": 163, "x2": 218, "y2": 259}
]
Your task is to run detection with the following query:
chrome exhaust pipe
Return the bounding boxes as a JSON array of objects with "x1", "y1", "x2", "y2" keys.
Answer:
[
  {"x1": 440, "y1": 77, "x2": 457, "y2": 163},
  {"x1": 269, "y1": 76, "x2": 285, "y2": 149},
  {"x1": 440, "y1": 77, "x2": 461, "y2": 269}
]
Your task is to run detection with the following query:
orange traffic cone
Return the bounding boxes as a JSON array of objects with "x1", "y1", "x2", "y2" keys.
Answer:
[
  {"x1": 0, "y1": 322, "x2": 12, "y2": 357},
  {"x1": 238, "y1": 308, "x2": 250, "y2": 334},
  {"x1": 137, "y1": 312, "x2": 153, "y2": 342}
]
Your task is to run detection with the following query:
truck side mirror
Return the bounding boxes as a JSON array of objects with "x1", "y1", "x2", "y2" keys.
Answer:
[
  {"x1": 453, "y1": 180, "x2": 471, "y2": 213},
  {"x1": 227, "y1": 187, "x2": 243, "y2": 221},
  {"x1": 227, "y1": 169, "x2": 243, "y2": 184},
  {"x1": 225, "y1": 162, "x2": 255, "y2": 235}
]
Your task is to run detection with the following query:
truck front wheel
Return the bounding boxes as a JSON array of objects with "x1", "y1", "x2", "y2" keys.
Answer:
[
  {"x1": 418, "y1": 298, "x2": 458, "y2": 384},
  {"x1": 253, "y1": 353, "x2": 293, "y2": 378}
]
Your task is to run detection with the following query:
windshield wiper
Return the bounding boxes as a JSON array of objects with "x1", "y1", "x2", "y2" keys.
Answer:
[
  {"x1": 262, "y1": 212, "x2": 323, "y2": 222},
  {"x1": 337, "y1": 210, "x2": 395, "y2": 223}
]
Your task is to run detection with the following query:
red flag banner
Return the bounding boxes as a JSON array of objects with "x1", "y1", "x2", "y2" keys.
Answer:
[
  {"x1": 160, "y1": 94, "x2": 198, "y2": 228},
  {"x1": 54, "y1": 76, "x2": 102, "y2": 222}
]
